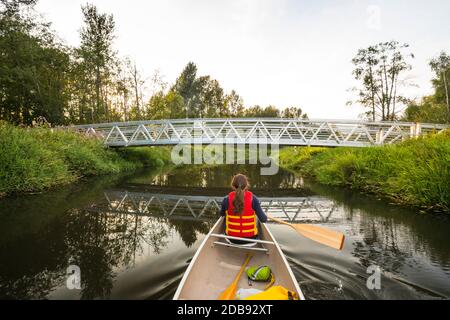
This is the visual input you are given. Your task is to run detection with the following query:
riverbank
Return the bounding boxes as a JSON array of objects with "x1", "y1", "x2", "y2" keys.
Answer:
[
  {"x1": 0, "y1": 123, "x2": 172, "y2": 197},
  {"x1": 279, "y1": 130, "x2": 450, "y2": 212}
]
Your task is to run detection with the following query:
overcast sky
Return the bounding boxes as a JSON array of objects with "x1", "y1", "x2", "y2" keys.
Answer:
[{"x1": 36, "y1": 0, "x2": 450, "y2": 119}]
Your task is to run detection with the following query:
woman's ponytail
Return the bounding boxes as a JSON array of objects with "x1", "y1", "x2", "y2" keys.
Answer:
[{"x1": 231, "y1": 174, "x2": 249, "y2": 215}]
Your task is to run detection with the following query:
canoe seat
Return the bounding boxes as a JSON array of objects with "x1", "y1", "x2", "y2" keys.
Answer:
[
  {"x1": 210, "y1": 233, "x2": 275, "y2": 246},
  {"x1": 213, "y1": 241, "x2": 268, "y2": 253},
  {"x1": 210, "y1": 233, "x2": 275, "y2": 253},
  {"x1": 224, "y1": 237, "x2": 258, "y2": 247}
]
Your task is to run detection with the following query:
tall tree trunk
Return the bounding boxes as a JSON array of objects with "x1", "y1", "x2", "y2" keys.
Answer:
[
  {"x1": 123, "y1": 91, "x2": 128, "y2": 122},
  {"x1": 95, "y1": 66, "x2": 101, "y2": 122},
  {"x1": 392, "y1": 74, "x2": 398, "y2": 121},
  {"x1": 443, "y1": 70, "x2": 450, "y2": 122},
  {"x1": 378, "y1": 75, "x2": 386, "y2": 121},
  {"x1": 388, "y1": 61, "x2": 397, "y2": 120},
  {"x1": 369, "y1": 66, "x2": 376, "y2": 122},
  {"x1": 383, "y1": 62, "x2": 390, "y2": 120},
  {"x1": 104, "y1": 85, "x2": 109, "y2": 121},
  {"x1": 133, "y1": 63, "x2": 140, "y2": 119}
]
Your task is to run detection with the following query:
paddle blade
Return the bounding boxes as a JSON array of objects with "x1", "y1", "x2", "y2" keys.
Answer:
[
  {"x1": 219, "y1": 286, "x2": 237, "y2": 300},
  {"x1": 294, "y1": 224, "x2": 345, "y2": 250},
  {"x1": 218, "y1": 254, "x2": 252, "y2": 300}
]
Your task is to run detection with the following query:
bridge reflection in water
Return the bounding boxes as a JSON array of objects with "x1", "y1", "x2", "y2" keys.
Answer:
[{"x1": 99, "y1": 190, "x2": 338, "y2": 224}]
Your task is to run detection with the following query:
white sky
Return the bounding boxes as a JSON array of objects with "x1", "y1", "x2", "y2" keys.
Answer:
[{"x1": 36, "y1": 0, "x2": 450, "y2": 119}]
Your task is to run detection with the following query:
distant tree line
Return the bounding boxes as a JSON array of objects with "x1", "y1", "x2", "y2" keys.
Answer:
[
  {"x1": 2, "y1": 0, "x2": 446, "y2": 126},
  {"x1": 0, "y1": 0, "x2": 306, "y2": 126}
]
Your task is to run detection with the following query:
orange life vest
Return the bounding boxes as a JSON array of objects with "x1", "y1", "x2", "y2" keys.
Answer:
[{"x1": 226, "y1": 191, "x2": 258, "y2": 238}]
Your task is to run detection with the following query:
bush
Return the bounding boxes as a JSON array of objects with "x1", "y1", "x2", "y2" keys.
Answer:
[
  {"x1": 0, "y1": 124, "x2": 74, "y2": 194},
  {"x1": 116, "y1": 147, "x2": 172, "y2": 168},
  {"x1": 0, "y1": 123, "x2": 171, "y2": 196},
  {"x1": 279, "y1": 131, "x2": 450, "y2": 211}
]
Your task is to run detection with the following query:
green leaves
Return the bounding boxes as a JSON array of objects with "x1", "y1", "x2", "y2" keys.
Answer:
[
  {"x1": 404, "y1": 52, "x2": 450, "y2": 124},
  {"x1": 0, "y1": 8, "x2": 70, "y2": 125}
]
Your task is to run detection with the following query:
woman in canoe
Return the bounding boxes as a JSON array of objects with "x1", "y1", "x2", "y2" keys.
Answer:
[{"x1": 220, "y1": 174, "x2": 268, "y2": 244}]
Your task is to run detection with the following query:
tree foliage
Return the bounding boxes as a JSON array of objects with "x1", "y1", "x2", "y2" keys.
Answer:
[
  {"x1": 349, "y1": 41, "x2": 414, "y2": 121},
  {"x1": 404, "y1": 52, "x2": 450, "y2": 124},
  {"x1": 0, "y1": 1, "x2": 305, "y2": 126},
  {"x1": 0, "y1": 1, "x2": 70, "y2": 124}
]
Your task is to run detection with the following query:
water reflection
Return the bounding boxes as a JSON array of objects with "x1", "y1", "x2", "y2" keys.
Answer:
[
  {"x1": 0, "y1": 172, "x2": 216, "y2": 299},
  {"x1": 127, "y1": 164, "x2": 312, "y2": 196},
  {"x1": 101, "y1": 190, "x2": 337, "y2": 223},
  {"x1": 296, "y1": 182, "x2": 450, "y2": 299},
  {"x1": 0, "y1": 166, "x2": 449, "y2": 300}
]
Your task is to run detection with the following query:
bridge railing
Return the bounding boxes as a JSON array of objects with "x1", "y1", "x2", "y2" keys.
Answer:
[{"x1": 72, "y1": 118, "x2": 448, "y2": 148}]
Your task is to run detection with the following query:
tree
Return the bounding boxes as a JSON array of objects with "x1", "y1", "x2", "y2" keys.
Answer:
[
  {"x1": 172, "y1": 62, "x2": 198, "y2": 118},
  {"x1": 225, "y1": 90, "x2": 245, "y2": 117},
  {"x1": 429, "y1": 52, "x2": 450, "y2": 121},
  {"x1": 146, "y1": 91, "x2": 168, "y2": 120},
  {"x1": 131, "y1": 62, "x2": 144, "y2": 119},
  {"x1": 282, "y1": 107, "x2": 307, "y2": 119},
  {"x1": 197, "y1": 77, "x2": 226, "y2": 118},
  {"x1": 403, "y1": 96, "x2": 448, "y2": 124},
  {"x1": 245, "y1": 105, "x2": 280, "y2": 118},
  {"x1": 0, "y1": 0, "x2": 71, "y2": 125},
  {"x1": 349, "y1": 41, "x2": 414, "y2": 121},
  {"x1": 165, "y1": 91, "x2": 185, "y2": 119},
  {"x1": 115, "y1": 59, "x2": 132, "y2": 121},
  {"x1": 0, "y1": 0, "x2": 37, "y2": 15},
  {"x1": 76, "y1": 3, "x2": 116, "y2": 123},
  {"x1": 403, "y1": 51, "x2": 450, "y2": 124},
  {"x1": 171, "y1": 62, "x2": 228, "y2": 119},
  {"x1": 146, "y1": 90, "x2": 184, "y2": 120}
]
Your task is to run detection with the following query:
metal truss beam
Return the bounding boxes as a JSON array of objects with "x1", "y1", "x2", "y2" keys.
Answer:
[{"x1": 73, "y1": 118, "x2": 448, "y2": 148}]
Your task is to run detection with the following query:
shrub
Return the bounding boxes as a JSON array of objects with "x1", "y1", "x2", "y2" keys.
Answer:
[
  {"x1": 0, "y1": 123, "x2": 171, "y2": 196},
  {"x1": 279, "y1": 131, "x2": 450, "y2": 211}
]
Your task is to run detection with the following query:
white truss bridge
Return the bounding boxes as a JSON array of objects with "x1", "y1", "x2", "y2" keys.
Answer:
[
  {"x1": 101, "y1": 191, "x2": 338, "y2": 223},
  {"x1": 73, "y1": 118, "x2": 447, "y2": 148}
]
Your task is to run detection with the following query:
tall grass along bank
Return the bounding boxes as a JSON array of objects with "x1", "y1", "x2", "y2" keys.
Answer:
[
  {"x1": 279, "y1": 131, "x2": 450, "y2": 212},
  {"x1": 0, "y1": 123, "x2": 171, "y2": 197}
]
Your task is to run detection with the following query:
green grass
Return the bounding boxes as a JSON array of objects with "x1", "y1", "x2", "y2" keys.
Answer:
[
  {"x1": 279, "y1": 131, "x2": 450, "y2": 212},
  {"x1": 0, "y1": 123, "x2": 171, "y2": 196}
]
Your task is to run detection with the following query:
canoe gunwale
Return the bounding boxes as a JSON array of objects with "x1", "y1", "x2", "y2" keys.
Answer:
[{"x1": 262, "y1": 221, "x2": 305, "y2": 300}]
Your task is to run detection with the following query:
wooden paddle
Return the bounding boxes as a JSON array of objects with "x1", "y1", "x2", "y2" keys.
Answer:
[
  {"x1": 218, "y1": 254, "x2": 252, "y2": 300},
  {"x1": 269, "y1": 216, "x2": 345, "y2": 251}
]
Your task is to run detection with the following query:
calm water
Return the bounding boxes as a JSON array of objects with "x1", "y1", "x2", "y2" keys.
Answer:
[{"x1": 0, "y1": 165, "x2": 449, "y2": 300}]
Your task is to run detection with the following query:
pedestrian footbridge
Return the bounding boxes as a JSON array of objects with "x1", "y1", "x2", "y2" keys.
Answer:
[{"x1": 73, "y1": 118, "x2": 447, "y2": 148}]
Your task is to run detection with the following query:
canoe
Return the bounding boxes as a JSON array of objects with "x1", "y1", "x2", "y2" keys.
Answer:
[{"x1": 173, "y1": 217, "x2": 305, "y2": 300}]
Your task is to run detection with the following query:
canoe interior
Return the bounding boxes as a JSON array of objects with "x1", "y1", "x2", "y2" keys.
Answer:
[{"x1": 175, "y1": 218, "x2": 302, "y2": 300}]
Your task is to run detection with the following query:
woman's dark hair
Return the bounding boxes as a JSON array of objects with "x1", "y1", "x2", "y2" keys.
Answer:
[{"x1": 231, "y1": 174, "x2": 249, "y2": 214}]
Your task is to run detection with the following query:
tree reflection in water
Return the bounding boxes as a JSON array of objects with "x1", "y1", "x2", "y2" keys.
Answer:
[
  {"x1": 0, "y1": 173, "x2": 216, "y2": 299},
  {"x1": 63, "y1": 206, "x2": 214, "y2": 299},
  {"x1": 130, "y1": 164, "x2": 309, "y2": 195}
]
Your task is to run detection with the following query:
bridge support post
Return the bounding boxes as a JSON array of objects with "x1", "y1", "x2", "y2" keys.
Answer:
[
  {"x1": 410, "y1": 123, "x2": 422, "y2": 139},
  {"x1": 375, "y1": 129, "x2": 384, "y2": 145}
]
